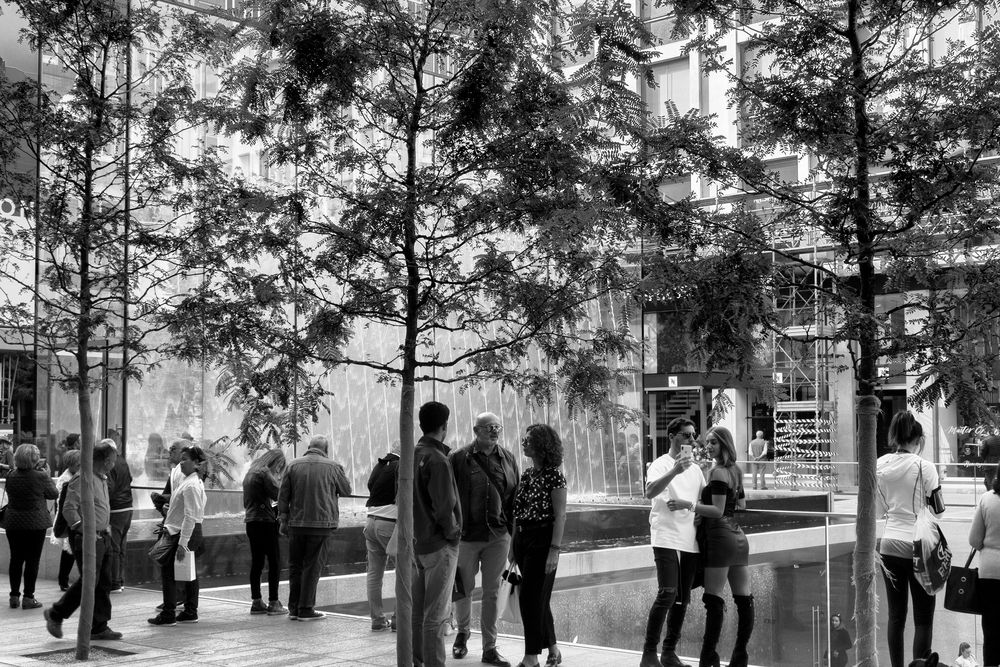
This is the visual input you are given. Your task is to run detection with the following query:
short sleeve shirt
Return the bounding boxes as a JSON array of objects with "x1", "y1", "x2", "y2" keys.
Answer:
[
  {"x1": 513, "y1": 467, "x2": 566, "y2": 523},
  {"x1": 647, "y1": 453, "x2": 705, "y2": 552}
]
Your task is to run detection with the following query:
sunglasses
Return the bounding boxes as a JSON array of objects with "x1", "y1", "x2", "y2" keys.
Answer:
[
  {"x1": 478, "y1": 423, "x2": 503, "y2": 434},
  {"x1": 675, "y1": 432, "x2": 697, "y2": 440}
]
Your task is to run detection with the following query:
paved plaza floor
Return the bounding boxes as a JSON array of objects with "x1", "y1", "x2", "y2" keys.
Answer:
[{"x1": 0, "y1": 581, "x2": 648, "y2": 666}]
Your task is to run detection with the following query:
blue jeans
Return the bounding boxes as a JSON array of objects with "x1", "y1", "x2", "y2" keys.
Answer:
[
  {"x1": 52, "y1": 532, "x2": 114, "y2": 633},
  {"x1": 108, "y1": 510, "x2": 132, "y2": 589},
  {"x1": 413, "y1": 542, "x2": 459, "y2": 667},
  {"x1": 643, "y1": 546, "x2": 698, "y2": 653},
  {"x1": 364, "y1": 517, "x2": 395, "y2": 621},
  {"x1": 455, "y1": 531, "x2": 510, "y2": 651}
]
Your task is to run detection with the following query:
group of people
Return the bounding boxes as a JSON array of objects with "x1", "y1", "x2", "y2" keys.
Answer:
[
  {"x1": 640, "y1": 417, "x2": 753, "y2": 667},
  {"x1": 877, "y1": 410, "x2": 1000, "y2": 667},
  {"x1": 3, "y1": 436, "x2": 133, "y2": 642},
  {"x1": 407, "y1": 403, "x2": 567, "y2": 667}
]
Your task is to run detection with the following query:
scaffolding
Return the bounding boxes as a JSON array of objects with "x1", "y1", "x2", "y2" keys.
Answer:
[{"x1": 771, "y1": 251, "x2": 839, "y2": 490}]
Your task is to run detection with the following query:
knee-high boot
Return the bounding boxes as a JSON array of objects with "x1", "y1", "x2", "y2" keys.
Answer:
[
  {"x1": 699, "y1": 594, "x2": 724, "y2": 667},
  {"x1": 661, "y1": 603, "x2": 690, "y2": 667},
  {"x1": 727, "y1": 595, "x2": 754, "y2": 667}
]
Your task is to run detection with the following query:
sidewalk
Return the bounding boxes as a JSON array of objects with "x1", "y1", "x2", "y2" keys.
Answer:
[{"x1": 0, "y1": 580, "x2": 646, "y2": 666}]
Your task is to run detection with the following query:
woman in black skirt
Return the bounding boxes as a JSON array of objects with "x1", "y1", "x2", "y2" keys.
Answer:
[
  {"x1": 510, "y1": 424, "x2": 567, "y2": 667},
  {"x1": 670, "y1": 426, "x2": 752, "y2": 667}
]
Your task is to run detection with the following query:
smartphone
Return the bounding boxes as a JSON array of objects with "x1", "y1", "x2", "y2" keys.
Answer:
[
  {"x1": 37, "y1": 457, "x2": 47, "y2": 468},
  {"x1": 680, "y1": 444, "x2": 692, "y2": 458}
]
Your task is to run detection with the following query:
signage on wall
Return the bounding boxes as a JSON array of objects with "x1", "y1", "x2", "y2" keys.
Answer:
[
  {"x1": 668, "y1": 375, "x2": 678, "y2": 388},
  {"x1": 774, "y1": 372, "x2": 784, "y2": 384},
  {"x1": 0, "y1": 197, "x2": 32, "y2": 222},
  {"x1": 877, "y1": 366, "x2": 890, "y2": 377}
]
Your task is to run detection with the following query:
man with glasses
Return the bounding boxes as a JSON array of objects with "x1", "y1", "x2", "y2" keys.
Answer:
[
  {"x1": 639, "y1": 418, "x2": 705, "y2": 667},
  {"x1": 449, "y1": 412, "x2": 520, "y2": 667}
]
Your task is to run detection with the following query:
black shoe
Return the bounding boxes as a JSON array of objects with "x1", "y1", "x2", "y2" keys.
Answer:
[
  {"x1": 660, "y1": 650, "x2": 690, "y2": 667},
  {"x1": 482, "y1": 649, "x2": 511, "y2": 667},
  {"x1": 44, "y1": 608, "x2": 63, "y2": 639},
  {"x1": 147, "y1": 614, "x2": 177, "y2": 627},
  {"x1": 640, "y1": 651, "x2": 662, "y2": 667},
  {"x1": 452, "y1": 632, "x2": 469, "y2": 659},
  {"x1": 176, "y1": 611, "x2": 199, "y2": 623},
  {"x1": 91, "y1": 628, "x2": 123, "y2": 640}
]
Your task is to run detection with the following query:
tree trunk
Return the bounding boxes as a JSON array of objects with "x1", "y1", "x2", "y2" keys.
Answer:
[
  {"x1": 75, "y1": 345, "x2": 96, "y2": 659},
  {"x1": 395, "y1": 382, "x2": 415, "y2": 667},
  {"x1": 853, "y1": 394, "x2": 880, "y2": 667}
]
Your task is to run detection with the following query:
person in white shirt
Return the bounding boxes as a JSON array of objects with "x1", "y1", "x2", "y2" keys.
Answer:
[
  {"x1": 954, "y1": 641, "x2": 979, "y2": 667},
  {"x1": 876, "y1": 411, "x2": 945, "y2": 667},
  {"x1": 147, "y1": 446, "x2": 207, "y2": 627},
  {"x1": 748, "y1": 431, "x2": 768, "y2": 490},
  {"x1": 639, "y1": 418, "x2": 705, "y2": 667}
]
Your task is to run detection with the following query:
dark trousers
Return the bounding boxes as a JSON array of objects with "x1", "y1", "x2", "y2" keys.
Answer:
[
  {"x1": 51, "y1": 532, "x2": 114, "y2": 634},
  {"x1": 160, "y1": 547, "x2": 199, "y2": 617},
  {"x1": 981, "y1": 577, "x2": 1000, "y2": 666},
  {"x1": 247, "y1": 522, "x2": 282, "y2": 601},
  {"x1": 6, "y1": 529, "x2": 47, "y2": 598},
  {"x1": 108, "y1": 510, "x2": 132, "y2": 588},
  {"x1": 58, "y1": 550, "x2": 76, "y2": 589},
  {"x1": 514, "y1": 524, "x2": 557, "y2": 656},
  {"x1": 287, "y1": 532, "x2": 330, "y2": 614},
  {"x1": 643, "y1": 547, "x2": 698, "y2": 653},
  {"x1": 881, "y1": 554, "x2": 935, "y2": 667}
]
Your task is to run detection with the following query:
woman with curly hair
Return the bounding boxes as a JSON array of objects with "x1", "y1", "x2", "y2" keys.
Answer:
[
  {"x1": 671, "y1": 425, "x2": 752, "y2": 667},
  {"x1": 509, "y1": 424, "x2": 567, "y2": 667}
]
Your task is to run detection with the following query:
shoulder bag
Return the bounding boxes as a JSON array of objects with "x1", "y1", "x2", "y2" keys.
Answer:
[
  {"x1": 944, "y1": 550, "x2": 981, "y2": 614},
  {"x1": 911, "y1": 463, "x2": 951, "y2": 595},
  {"x1": 0, "y1": 483, "x2": 7, "y2": 529}
]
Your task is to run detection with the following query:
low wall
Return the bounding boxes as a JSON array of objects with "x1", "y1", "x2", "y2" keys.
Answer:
[{"x1": 0, "y1": 490, "x2": 831, "y2": 588}]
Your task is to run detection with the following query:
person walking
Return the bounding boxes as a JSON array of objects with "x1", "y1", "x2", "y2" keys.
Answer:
[
  {"x1": 243, "y1": 448, "x2": 288, "y2": 616},
  {"x1": 969, "y1": 468, "x2": 1000, "y2": 667},
  {"x1": 673, "y1": 426, "x2": 752, "y2": 667},
  {"x1": 5, "y1": 444, "x2": 58, "y2": 610},
  {"x1": 147, "y1": 445, "x2": 208, "y2": 626},
  {"x1": 278, "y1": 435, "x2": 352, "y2": 622},
  {"x1": 44, "y1": 440, "x2": 123, "y2": 641},
  {"x1": 510, "y1": 424, "x2": 567, "y2": 667},
  {"x1": 748, "y1": 431, "x2": 768, "y2": 491},
  {"x1": 639, "y1": 417, "x2": 705, "y2": 667},
  {"x1": 876, "y1": 410, "x2": 944, "y2": 667},
  {"x1": 106, "y1": 440, "x2": 133, "y2": 594},
  {"x1": 412, "y1": 401, "x2": 462, "y2": 667},
  {"x1": 450, "y1": 412, "x2": 520, "y2": 667},
  {"x1": 52, "y1": 449, "x2": 81, "y2": 592},
  {"x1": 364, "y1": 446, "x2": 400, "y2": 631}
]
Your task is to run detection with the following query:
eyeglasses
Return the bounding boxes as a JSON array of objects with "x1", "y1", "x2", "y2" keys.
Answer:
[
  {"x1": 675, "y1": 432, "x2": 697, "y2": 440},
  {"x1": 478, "y1": 423, "x2": 503, "y2": 434}
]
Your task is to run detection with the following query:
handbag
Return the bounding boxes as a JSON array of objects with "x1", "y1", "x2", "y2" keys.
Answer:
[
  {"x1": 0, "y1": 484, "x2": 7, "y2": 529},
  {"x1": 148, "y1": 531, "x2": 179, "y2": 565},
  {"x1": 944, "y1": 550, "x2": 981, "y2": 614},
  {"x1": 911, "y1": 463, "x2": 951, "y2": 595},
  {"x1": 497, "y1": 563, "x2": 522, "y2": 625},
  {"x1": 174, "y1": 552, "x2": 197, "y2": 582}
]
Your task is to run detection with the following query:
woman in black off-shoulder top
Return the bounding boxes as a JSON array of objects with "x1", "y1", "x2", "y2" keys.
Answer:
[{"x1": 670, "y1": 426, "x2": 752, "y2": 667}]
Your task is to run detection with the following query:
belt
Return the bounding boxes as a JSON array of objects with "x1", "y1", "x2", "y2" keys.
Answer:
[{"x1": 369, "y1": 515, "x2": 396, "y2": 523}]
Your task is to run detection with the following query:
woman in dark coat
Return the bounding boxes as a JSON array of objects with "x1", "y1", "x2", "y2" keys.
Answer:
[{"x1": 5, "y1": 444, "x2": 58, "y2": 609}]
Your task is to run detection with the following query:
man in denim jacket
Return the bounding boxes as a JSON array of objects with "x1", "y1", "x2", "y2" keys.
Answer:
[{"x1": 278, "y1": 435, "x2": 352, "y2": 621}]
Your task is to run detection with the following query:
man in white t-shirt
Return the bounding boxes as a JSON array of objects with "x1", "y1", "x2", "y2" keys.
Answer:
[
  {"x1": 639, "y1": 418, "x2": 706, "y2": 667},
  {"x1": 749, "y1": 431, "x2": 769, "y2": 490}
]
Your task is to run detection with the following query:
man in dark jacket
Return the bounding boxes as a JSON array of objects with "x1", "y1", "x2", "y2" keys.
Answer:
[
  {"x1": 365, "y1": 446, "x2": 399, "y2": 631},
  {"x1": 106, "y1": 440, "x2": 133, "y2": 594},
  {"x1": 984, "y1": 433, "x2": 1000, "y2": 489},
  {"x1": 413, "y1": 401, "x2": 461, "y2": 667},
  {"x1": 278, "y1": 435, "x2": 352, "y2": 621},
  {"x1": 449, "y1": 412, "x2": 519, "y2": 666}
]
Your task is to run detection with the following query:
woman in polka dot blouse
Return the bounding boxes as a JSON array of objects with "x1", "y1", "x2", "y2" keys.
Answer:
[{"x1": 509, "y1": 424, "x2": 567, "y2": 667}]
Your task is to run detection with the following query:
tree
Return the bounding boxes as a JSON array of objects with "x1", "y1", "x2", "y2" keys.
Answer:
[
  {"x1": 668, "y1": 1, "x2": 1000, "y2": 662},
  {"x1": 162, "y1": 0, "x2": 729, "y2": 663},
  {"x1": 0, "y1": 0, "x2": 234, "y2": 657}
]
